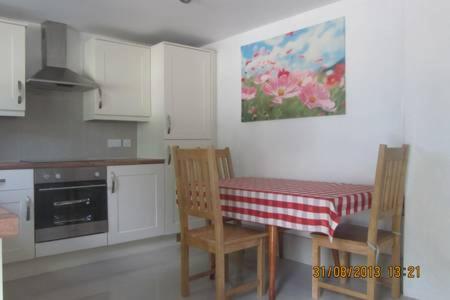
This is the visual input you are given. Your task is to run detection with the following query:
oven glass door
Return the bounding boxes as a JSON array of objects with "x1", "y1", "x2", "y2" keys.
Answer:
[{"x1": 35, "y1": 180, "x2": 108, "y2": 242}]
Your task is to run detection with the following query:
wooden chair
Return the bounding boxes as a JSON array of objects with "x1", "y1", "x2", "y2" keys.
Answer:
[
  {"x1": 311, "y1": 144, "x2": 409, "y2": 300},
  {"x1": 173, "y1": 146, "x2": 267, "y2": 300},
  {"x1": 216, "y1": 147, "x2": 285, "y2": 259}
]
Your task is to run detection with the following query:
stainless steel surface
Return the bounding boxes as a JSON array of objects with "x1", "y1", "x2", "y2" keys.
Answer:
[
  {"x1": 18, "y1": 80, "x2": 23, "y2": 104},
  {"x1": 38, "y1": 184, "x2": 106, "y2": 192},
  {"x1": 34, "y1": 167, "x2": 106, "y2": 184},
  {"x1": 167, "y1": 115, "x2": 171, "y2": 134},
  {"x1": 35, "y1": 220, "x2": 108, "y2": 243},
  {"x1": 111, "y1": 172, "x2": 116, "y2": 194},
  {"x1": 26, "y1": 21, "x2": 99, "y2": 92},
  {"x1": 54, "y1": 215, "x2": 92, "y2": 226},
  {"x1": 53, "y1": 198, "x2": 91, "y2": 207},
  {"x1": 167, "y1": 146, "x2": 171, "y2": 165},
  {"x1": 98, "y1": 89, "x2": 103, "y2": 109},
  {"x1": 26, "y1": 196, "x2": 31, "y2": 221}
]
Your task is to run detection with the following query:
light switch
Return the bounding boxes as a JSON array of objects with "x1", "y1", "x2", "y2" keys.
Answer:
[
  {"x1": 122, "y1": 139, "x2": 132, "y2": 148},
  {"x1": 108, "y1": 139, "x2": 122, "y2": 148}
]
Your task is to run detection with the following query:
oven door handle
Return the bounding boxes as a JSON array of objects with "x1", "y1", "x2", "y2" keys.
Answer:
[
  {"x1": 38, "y1": 184, "x2": 107, "y2": 192},
  {"x1": 53, "y1": 215, "x2": 92, "y2": 226},
  {"x1": 53, "y1": 198, "x2": 91, "y2": 207}
]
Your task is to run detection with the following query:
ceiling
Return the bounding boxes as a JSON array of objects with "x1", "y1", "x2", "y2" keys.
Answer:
[{"x1": 0, "y1": 0, "x2": 339, "y2": 46}]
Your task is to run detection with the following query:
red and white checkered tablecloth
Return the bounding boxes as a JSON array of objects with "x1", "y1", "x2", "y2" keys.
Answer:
[{"x1": 219, "y1": 177, "x2": 373, "y2": 237}]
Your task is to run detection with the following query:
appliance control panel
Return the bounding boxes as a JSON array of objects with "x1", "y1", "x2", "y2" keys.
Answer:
[{"x1": 34, "y1": 167, "x2": 107, "y2": 184}]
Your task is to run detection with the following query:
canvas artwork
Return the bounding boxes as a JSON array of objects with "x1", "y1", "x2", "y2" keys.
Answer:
[{"x1": 241, "y1": 17, "x2": 346, "y2": 122}]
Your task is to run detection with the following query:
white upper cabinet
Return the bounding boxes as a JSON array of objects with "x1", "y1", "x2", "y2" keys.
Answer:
[
  {"x1": 152, "y1": 42, "x2": 215, "y2": 140},
  {"x1": 0, "y1": 20, "x2": 26, "y2": 117},
  {"x1": 83, "y1": 37, "x2": 151, "y2": 122}
]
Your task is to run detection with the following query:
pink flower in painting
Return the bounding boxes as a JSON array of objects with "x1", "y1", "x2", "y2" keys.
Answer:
[
  {"x1": 254, "y1": 72, "x2": 272, "y2": 85},
  {"x1": 326, "y1": 64, "x2": 345, "y2": 87},
  {"x1": 242, "y1": 86, "x2": 257, "y2": 101},
  {"x1": 262, "y1": 73, "x2": 300, "y2": 105},
  {"x1": 291, "y1": 71, "x2": 316, "y2": 87},
  {"x1": 298, "y1": 83, "x2": 336, "y2": 112}
]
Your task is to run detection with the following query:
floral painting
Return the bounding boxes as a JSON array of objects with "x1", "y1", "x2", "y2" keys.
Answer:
[{"x1": 241, "y1": 17, "x2": 346, "y2": 122}]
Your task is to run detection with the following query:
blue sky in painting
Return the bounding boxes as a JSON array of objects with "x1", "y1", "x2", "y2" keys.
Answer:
[{"x1": 241, "y1": 17, "x2": 345, "y2": 77}]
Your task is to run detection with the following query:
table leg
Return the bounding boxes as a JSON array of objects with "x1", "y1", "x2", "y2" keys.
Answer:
[{"x1": 268, "y1": 225, "x2": 278, "y2": 300}]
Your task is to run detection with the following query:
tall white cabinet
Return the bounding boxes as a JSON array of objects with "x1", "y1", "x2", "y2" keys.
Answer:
[
  {"x1": 0, "y1": 19, "x2": 26, "y2": 117},
  {"x1": 138, "y1": 42, "x2": 216, "y2": 235}
]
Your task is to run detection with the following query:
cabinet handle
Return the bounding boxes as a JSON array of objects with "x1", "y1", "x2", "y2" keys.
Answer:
[
  {"x1": 0, "y1": 179, "x2": 6, "y2": 183},
  {"x1": 26, "y1": 196, "x2": 31, "y2": 221},
  {"x1": 98, "y1": 88, "x2": 103, "y2": 109},
  {"x1": 167, "y1": 146, "x2": 172, "y2": 165},
  {"x1": 18, "y1": 81, "x2": 23, "y2": 104},
  {"x1": 111, "y1": 172, "x2": 117, "y2": 194},
  {"x1": 167, "y1": 115, "x2": 171, "y2": 135}
]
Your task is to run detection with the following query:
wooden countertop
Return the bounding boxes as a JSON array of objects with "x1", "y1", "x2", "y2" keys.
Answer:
[
  {"x1": 0, "y1": 158, "x2": 165, "y2": 170},
  {"x1": 0, "y1": 208, "x2": 19, "y2": 238}
]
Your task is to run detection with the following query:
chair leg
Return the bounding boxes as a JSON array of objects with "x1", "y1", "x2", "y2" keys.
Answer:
[
  {"x1": 257, "y1": 238, "x2": 266, "y2": 298},
  {"x1": 312, "y1": 239, "x2": 320, "y2": 300},
  {"x1": 225, "y1": 254, "x2": 230, "y2": 283},
  {"x1": 340, "y1": 251, "x2": 350, "y2": 285},
  {"x1": 180, "y1": 242, "x2": 190, "y2": 297},
  {"x1": 278, "y1": 230, "x2": 284, "y2": 259},
  {"x1": 367, "y1": 251, "x2": 377, "y2": 300},
  {"x1": 209, "y1": 253, "x2": 216, "y2": 280},
  {"x1": 391, "y1": 236, "x2": 401, "y2": 298},
  {"x1": 215, "y1": 252, "x2": 226, "y2": 300},
  {"x1": 331, "y1": 249, "x2": 340, "y2": 266}
]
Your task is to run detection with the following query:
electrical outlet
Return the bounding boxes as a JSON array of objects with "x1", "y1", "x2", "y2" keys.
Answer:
[
  {"x1": 122, "y1": 139, "x2": 132, "y2": 148},
  {"x1": 107, "y1": 139, "x2": 122, "y2": 148}
]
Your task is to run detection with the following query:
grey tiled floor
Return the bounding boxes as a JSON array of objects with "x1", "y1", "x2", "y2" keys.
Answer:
[{"x1": 4, "y1": 245, "x2": 412, "y2": 300}]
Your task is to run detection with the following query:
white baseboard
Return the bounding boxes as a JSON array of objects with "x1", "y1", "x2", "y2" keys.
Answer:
[{"x1": 4, "y1": 234, "x2": 177, "y2": 282}]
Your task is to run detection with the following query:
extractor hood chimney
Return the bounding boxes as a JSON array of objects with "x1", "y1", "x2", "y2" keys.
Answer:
[{"x1": 27, "y1": 21, "x2": 99, "y2": 92}]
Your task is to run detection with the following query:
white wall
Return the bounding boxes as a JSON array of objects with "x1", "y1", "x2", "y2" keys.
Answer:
[
  {"x1": 207, "y1": 0, "x2": 405, "y2": 184},
  {"x1": 402, "y1": 0, "x2": 450, "y2": 299},
  {"x1": 207, "y1": 0, "x2": 450, "y2": 299},
  {"x1": 207, "y1": 0, "x2": 404, "y2": 244}
]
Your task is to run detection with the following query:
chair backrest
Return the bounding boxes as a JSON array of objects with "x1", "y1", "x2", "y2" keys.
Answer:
[
  {"x1": 172, "y1": 146, "x2": 224, "y2": 236},
  {"x1": 368, "y1": 144, "x2": 409, "y2": 244},
  {"x1": 215, "y1": 147, "x2": 234, "y2": 179}
]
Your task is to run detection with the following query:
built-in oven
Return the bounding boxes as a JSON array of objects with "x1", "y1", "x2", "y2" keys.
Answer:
[{"x1": 34, "y1": 167, "x2": 108, "y2": 243}]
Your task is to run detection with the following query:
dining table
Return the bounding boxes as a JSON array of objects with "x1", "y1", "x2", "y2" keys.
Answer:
[{"x1": 219, "y1": 177, "x2": 374, "y2": 300}]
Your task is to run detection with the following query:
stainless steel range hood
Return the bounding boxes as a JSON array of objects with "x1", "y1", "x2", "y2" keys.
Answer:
[{"x1": 27, "y1": 21, "x2": 99, "y2": 92}]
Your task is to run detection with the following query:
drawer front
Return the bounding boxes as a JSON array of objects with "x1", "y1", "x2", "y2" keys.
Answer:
[{"x1": 0, "y1": 169, "x2": 33, "y2": 191}]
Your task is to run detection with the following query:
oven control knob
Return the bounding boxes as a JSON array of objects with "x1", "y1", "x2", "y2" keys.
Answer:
[
  {"x1": 94, "y1": 172, "x2": 100, "y2": 177},
  {"x1": 43, "y1": 174, "x2": 50, "y2": 180},
  {"x1": 55, "y1": 173, "x2": 61, "y2": 179}
]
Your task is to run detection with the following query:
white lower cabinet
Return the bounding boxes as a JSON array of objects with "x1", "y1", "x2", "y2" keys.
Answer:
[
  {"x1": 0, "y1": 169, "x2": 34, "y2": 263},
  {"x1": 107, "y1": 164, "x2": 165, "y2": 245},
  {"x1": 164, "y1": 140, "x2": 212, "y2": 235}
]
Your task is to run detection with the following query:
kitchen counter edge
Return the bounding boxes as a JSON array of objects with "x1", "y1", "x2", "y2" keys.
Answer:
[{"x1": 0, "y1": 159, "x2": 166, "y2": 170}]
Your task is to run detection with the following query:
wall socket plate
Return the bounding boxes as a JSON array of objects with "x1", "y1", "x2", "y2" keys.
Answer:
[
  {"x1": 122, "y1": 139, "x2": 132, "y2": 148},
  {"x1": 107, "y1": 139, "x2": 122, "y2": 148}
]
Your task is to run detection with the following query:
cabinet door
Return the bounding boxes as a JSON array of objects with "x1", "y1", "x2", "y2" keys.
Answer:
[
  {"x1": 0, "y1": 22, "x2": 25, "y2": 117},
  {"x1": 93, "y1": 40, "x2": 150, "y2": 118},
  {"x1": 107, "y1": 164, "x2": 164, "y2": 245},
  {"x1": 164, "y1": 140, "x2": 212, "y2": 234},
  {"x1": 0, "y1": 189, "x2": 34, "y2": 263},
  {"x1": 165, "y1": 45, "x2": 213, "y2": 140}
]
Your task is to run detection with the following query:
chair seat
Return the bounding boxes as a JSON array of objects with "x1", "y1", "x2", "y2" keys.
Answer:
[
  {"x1": 188, "y1": 224, "x2": 267, "y2": 254},
  {"x1": 312, "y1": 223, "x2": 395, "y2": 248}
]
